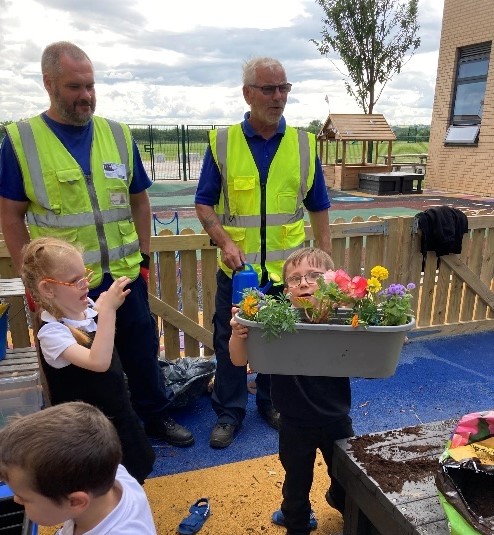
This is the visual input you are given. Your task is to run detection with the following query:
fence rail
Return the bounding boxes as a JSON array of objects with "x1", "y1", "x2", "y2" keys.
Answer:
[{"x1": 2, "y1": 212, "x2": 494, "y2": 359}]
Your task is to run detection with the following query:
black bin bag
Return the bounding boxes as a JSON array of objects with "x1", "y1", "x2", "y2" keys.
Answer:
[{"x1": 159, "y1": 356, "x2": 216, "y2": 408}]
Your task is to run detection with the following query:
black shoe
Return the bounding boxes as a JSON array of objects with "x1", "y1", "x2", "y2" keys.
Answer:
[
  {"x1": 325, "y1": 489, "x2": 344, "y2": 514},
  {"x1": 145, "y1": 417, "x2": 194, "y2": 447},
  {"x1": 259, "y1": 407, "x2": 280, "y2": 430},
  {"x1": 209, "y1": 423, "x2": 237, "y2": 448}
]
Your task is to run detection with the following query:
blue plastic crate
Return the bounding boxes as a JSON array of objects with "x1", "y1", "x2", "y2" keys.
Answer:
[{"x1": 0, "y1": 482, "x2": 37, "y2": 534}]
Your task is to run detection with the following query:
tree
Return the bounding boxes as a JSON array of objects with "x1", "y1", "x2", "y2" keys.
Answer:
[
  {"x1": 311, "y1": 0, "x2": 421, "y2": 115},
  {"x1": 306, "y1": 120, "x2": 323, "y2": 134}
]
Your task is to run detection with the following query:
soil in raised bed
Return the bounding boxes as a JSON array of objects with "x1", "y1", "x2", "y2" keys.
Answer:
[
  {"x1": 348, "y1": 426, "x2": 439, "y2": 494},
  {"x1": 349, "y1": 426, "x2": 494, "y2": 522}
]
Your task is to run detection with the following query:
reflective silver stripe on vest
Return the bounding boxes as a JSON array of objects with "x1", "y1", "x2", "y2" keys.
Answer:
[
  {"x1": 106, "y1": 119, "x2": 130, "y2": 181},
  {"x1": 244, "y1": 244, "x2": 302, "y2": 264},
  {"x1": 16, "y1": 121, "x2": 51, "y2": 209},
  {"x1": 219, "y1": 208, "x2": 304, "y2": 228},
  {"x1": 296, "y1": 130, "x2": 310, "y2": 206},
  {"x1": 215, "y1": 128, "x2": 233, "y2": 217},
  {"x1": 26, "y1": 207, "x2": 132, "y2": 228},
  {"x1": 83, "y1": 239, "x2": 140, "y2": 265}
]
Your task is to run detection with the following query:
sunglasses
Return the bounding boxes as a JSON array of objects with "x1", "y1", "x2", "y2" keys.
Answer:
[
  {"x1": 42, "y1": 269, "x2": 94, "y2": 290},
  {"x1": 249, "y1": 83, "x2": 292, "y2": 96}
]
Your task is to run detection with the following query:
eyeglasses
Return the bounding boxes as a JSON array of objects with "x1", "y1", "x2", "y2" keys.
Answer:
[
  {"x1": 285, "y1": 271, "x2": 324, "y2": 289},
  {"x1": 249, "y1": 83, "x2": 292, "y2": 96},
  {"x1": 42, "y1": 269, "x2": 94, "y2": 290}
]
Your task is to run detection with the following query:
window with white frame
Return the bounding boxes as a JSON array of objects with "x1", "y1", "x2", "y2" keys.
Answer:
[{"x1": 445, "y1": 42, "x2": 491, "y2": 145}]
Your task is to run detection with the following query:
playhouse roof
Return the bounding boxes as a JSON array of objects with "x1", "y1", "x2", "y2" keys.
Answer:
[{"x1": 318, "y1": 113, "x2": 396, "y2": 142}]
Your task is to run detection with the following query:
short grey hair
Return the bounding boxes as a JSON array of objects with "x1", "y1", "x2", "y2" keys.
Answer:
[
  {"x1": 41, "y1": 41, "x2": 92, "y2": 78},
  {"x1": 242, "y1": 57, "x2": 285, "y2": 86}
]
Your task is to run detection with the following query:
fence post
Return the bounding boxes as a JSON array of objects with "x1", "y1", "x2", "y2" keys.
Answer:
[{"x1": 181, "y1": 125, "x2": 188, "y2": 181}]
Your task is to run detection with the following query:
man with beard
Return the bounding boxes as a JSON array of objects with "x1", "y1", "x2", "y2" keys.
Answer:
[{"x1": 0, "y1": 41, "x2": 194, "y2": 448}]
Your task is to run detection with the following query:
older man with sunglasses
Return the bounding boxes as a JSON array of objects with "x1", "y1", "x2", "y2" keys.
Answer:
[{"x1": 195, "y1": 57, "x2": 332, "y2": 448}]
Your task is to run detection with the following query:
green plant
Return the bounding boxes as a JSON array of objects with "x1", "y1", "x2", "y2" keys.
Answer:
[
  {"x1": 239, "y1": 290, "x2": 299, "y2": 339},
  {"x1": 237, "y1": 265, "x2": 415, "y2": 337}
]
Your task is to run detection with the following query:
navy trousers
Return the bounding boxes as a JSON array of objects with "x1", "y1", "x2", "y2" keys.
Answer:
[
  {"x1": 90, "y1": 274, "x2": 174, "y2": 425},
  {"x1": 211, "y1": 269, "x2": 281, "y2": 426}
]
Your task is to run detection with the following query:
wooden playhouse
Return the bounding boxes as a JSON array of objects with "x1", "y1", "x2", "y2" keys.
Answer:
[{"x1": 317, "y1": 113, "x2": 396, "y2": 190}]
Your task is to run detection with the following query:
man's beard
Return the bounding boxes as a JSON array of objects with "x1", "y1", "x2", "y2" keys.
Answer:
[{"x1": 52, "y1": 87, "x2": 96, "y2": 126}]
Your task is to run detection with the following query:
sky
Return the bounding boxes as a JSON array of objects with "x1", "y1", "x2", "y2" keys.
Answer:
[{"x1": 0, "y1": 0, "x2": 445, "y2": 127}]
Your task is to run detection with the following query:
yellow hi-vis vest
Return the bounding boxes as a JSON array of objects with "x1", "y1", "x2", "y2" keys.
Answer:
[
  {"x1": 210, "y1": 124, "x2": 315, "y2": 281},
  {"x1": 7, "y1": 115, "x2": 142, "y2": 287}
]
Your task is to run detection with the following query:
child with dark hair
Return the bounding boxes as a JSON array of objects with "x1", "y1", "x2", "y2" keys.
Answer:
[
  {"x1": 0, "y1": 401, "x2": 156, "y2": 533},
  {"x1": 230, "y1": 247, "x2": 354, "y2": 535},
  {"x1": 21, "y1": 237, "x2": 155, "y2": 485}
]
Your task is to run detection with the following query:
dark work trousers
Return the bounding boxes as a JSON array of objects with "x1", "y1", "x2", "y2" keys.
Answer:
[
  {"x1": 279, "y1": 415, "x2": 354, "y2": 535},
  {"x1": 89, "y1": 274, "x2": 174, "y2": 426},
  {"x1": 211, "y1": 269, "x2": 283, "y2": 427}
]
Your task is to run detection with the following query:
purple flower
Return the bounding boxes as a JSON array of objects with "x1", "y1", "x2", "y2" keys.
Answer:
[
  {"x1": 407, "y1": 283, "x2": 416, "y2": 290},
  {"x1": 384, "y1": 284, "x2": 406, "y2": 297}
]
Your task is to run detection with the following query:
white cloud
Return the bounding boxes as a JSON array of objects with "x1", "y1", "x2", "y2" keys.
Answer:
[{"x1": 1, "y1": 0, "x2": 444, "y2": 126}]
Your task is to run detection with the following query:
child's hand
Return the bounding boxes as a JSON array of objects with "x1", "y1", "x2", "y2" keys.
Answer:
[
  {"x1": 95, "y1": 277, "x2": 131, "y2": 312},
  {"x1": 230, "y1": 315, "x2": 249, "y2": 339}
]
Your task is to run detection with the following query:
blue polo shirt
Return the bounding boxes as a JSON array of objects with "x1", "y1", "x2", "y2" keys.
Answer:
[
  {"x1": 195, "y1": 113, "x2": 330, "y2": 211},
  {"x1": 0, "y1": 113, "x2": 151, "y2": 201}
]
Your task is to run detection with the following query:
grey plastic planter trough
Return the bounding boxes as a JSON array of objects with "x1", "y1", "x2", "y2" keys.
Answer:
[{"x1": 235, "y1": 314, "x2": 416, "y2": 378}]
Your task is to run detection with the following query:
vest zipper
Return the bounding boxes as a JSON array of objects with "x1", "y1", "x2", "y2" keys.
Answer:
[{"x1": 260, "y1": 181, "x2": 268, "y2": 285}]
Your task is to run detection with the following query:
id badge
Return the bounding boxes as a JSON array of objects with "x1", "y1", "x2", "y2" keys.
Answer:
[
  {"x1": 103, "y1": 162, "x2": 127, "y2": 179},
  {"x1": 110, "y1": 192, "x2": 127, "y2": 206}
]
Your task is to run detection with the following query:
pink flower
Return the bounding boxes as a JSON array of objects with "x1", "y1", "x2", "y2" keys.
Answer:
[
  {"x1": 347, "y1": 276, "x2": 368, "y2": 299},
  {"x1": 323, "y1": 270, "x2": 337, "y2": 283},
  {"x1": 328, "y1": 269, "x2": 352, "y2": 291}
]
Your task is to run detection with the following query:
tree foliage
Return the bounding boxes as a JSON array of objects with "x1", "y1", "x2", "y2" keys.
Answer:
[{"x1": 311, "y1": 0, "x2": 420, "y2": 114}]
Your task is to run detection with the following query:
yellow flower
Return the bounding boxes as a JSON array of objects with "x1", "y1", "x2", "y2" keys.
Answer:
[
  {"x1": 241, "y1": 295, "x2": 258, "y2": 318},
  {"x1": 351, "y1": 314, "x2": 359, "y2": 328},
  {"x1": 370, "y1": 265, "x2": 389, "y2": 281},
  {"x1": 367, "y1": 277, "x2": 382, "y2": 294}
]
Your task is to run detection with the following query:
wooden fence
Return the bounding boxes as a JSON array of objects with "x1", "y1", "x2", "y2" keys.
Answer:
[{"x1": 2, "y1": 212, "x2": 494, "y2": 359}]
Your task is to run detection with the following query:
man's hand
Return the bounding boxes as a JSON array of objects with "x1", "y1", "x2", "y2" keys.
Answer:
[
  {"x1": 139, "y1": 252, "x2": 150, "y2": 285},
  {"x1": 220, "y1": 242, "x2": 246, "y2": 272}
]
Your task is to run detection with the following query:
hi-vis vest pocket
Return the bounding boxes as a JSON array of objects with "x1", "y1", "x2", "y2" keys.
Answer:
[
  {"x1": 277, "y1": 193, "x2": 297, "y2": 214},
  {"x1": 282, "y1": 221, "x2": 305, "y2": 250},
  {"x1": 50, "y1": 168, "x2": 90, "y2": 214},
  {"x1": 231, "y1": 176, "x2": 256, "y2": 215},
  {"x1": 108, "y1": 181, "x2": 129, "y2": 208},
  {"x1": 224, "y1": 226, "x2": 246, "y2": 250}
]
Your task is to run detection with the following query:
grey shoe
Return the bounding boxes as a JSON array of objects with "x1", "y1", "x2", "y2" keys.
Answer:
[{"x1": 209, "y1": 423, "x2": 237, "y2": 448}]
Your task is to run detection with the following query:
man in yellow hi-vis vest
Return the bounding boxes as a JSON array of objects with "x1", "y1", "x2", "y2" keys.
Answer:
[
  {"x1": 195, "y1": 57, "x2": 332, "y2": 449},
  {"x1": 0, "y1": 41, "x2": 193, "y2": 449}
]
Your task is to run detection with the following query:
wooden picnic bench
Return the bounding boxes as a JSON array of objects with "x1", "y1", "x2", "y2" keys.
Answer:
[
  {"x1": 383, "y1": 154, "x2": 428, "y2": 174},
  {"x1": 333, "y1": 419, "x2": 455, "y2": 534}
]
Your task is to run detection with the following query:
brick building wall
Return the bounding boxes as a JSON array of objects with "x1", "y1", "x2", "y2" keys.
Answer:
[{"x1": 428, "y1": 0, "x2": 494, "y2": 196}]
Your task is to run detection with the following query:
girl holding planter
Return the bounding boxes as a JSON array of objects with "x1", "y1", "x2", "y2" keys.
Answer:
[{"x1": 230, "y1": 247, "x2": 354, "y2": 535}]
